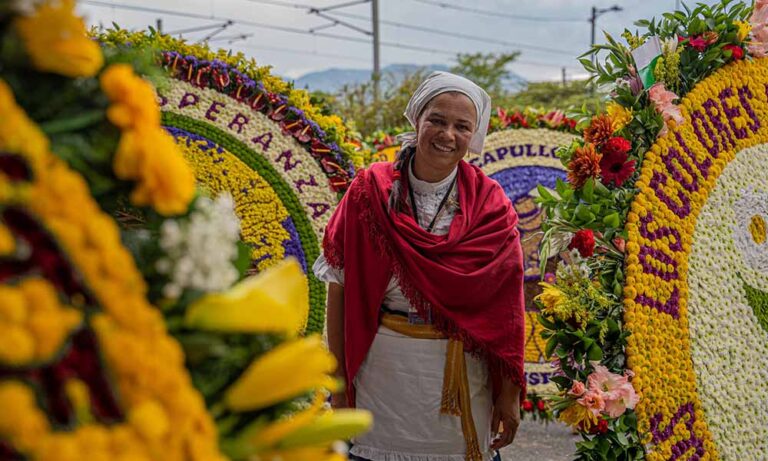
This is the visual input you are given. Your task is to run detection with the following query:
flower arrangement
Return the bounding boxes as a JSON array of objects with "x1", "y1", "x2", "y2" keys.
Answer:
[
  {"x1": 0, "y1": 2, "x2": 371, "y2": 460},
  {"x1": 537, "y1": 1, "x2": 768, "y2": 459},
  {"x1": 490, "y1": 107, "x2": 578, "y2": 133}
]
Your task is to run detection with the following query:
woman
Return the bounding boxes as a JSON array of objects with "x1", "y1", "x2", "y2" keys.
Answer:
[{"x1": 314, "y1": 71, "x2": 526, "y2": 461}]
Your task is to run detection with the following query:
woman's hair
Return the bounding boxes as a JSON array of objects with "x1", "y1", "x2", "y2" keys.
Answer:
[{"x1": 388, "y1": 145, "x2": 414, "y2": 213}]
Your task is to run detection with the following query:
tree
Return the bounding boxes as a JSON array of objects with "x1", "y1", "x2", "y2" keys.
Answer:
[
  {"x1": 450, "y1": 51, "x2": 520, "y2": 101},
  {"x1": 500, "y1": 79, "x2": 604, "y2": 113}
]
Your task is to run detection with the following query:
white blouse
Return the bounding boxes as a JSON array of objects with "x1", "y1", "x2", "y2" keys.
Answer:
[{"x1": 313, "y1": 163, "x2": 495, "y2": 461}]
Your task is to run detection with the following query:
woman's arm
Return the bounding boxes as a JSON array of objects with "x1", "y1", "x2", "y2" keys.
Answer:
[
  {"x1": 490, "y1": 377, "x2": 522, "y2": 450},
  {"x1": 326, "y1": 282, "x2": 347, "y2": 407}
]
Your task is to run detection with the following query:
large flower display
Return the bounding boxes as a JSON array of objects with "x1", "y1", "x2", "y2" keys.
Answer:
[
  {"x1": 0, "y1": 2, "x2": 370, "y2": 460},
  {"x1": 537, "y1": 1, "x2": 768, "y2": 459},
  {"x1": 96, "y1": 29, "x2": 367, "y2": 335}
]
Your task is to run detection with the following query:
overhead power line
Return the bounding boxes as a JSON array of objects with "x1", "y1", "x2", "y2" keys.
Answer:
[
  {"x1": 411, "y1": 0, "x2": 584, "y2": 23},
  {"x1": 81, "y1": 1, "x2": 581, "y2": 70},
  {"x1": 246, "y1": 0, "x2": 580, "y2": 56}
]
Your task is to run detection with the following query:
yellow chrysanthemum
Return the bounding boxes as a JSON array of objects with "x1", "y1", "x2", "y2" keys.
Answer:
[
  {"x1": 535, "y1": 282, "x2": 566, "y2": 313},
  {"x1": 100, "y1": 64, "x2": 195, "y2": 215},
  {"x1": 0, "y1": 224, "x2": 15, "y2": 256},
  {"x1": 606, "y1": 102, "x2": 633, "y2": 132},
  {"x1": 14, "y1": 0, "x2": 103, "y2": 78}
]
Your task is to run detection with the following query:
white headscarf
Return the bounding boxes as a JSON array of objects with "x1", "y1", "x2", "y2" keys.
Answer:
[{"x1": 397, "y1": 71, "x2": 491, "y2": 154}]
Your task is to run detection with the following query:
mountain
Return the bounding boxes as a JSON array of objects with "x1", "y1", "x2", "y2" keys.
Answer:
[{"x1": 293, "y1": 63, "x2": 527, "y2": 94}]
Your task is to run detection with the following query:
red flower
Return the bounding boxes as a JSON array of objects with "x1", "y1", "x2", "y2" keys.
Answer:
[
  {"x1": 601, "y1": 137, "x2": 631, "y2": 157},
  {"x1": 723, "y1": 44, "x2": 744, "y2": 60},
  {"x1": 568, "y1": 229, "x2": 595, "y2": 258},
  {"x1": 590, "y1": 418, "x2": 610, "y2": 434},
  {"x1": 522, "y1": 400, "x2": 534, "y2": 412},
  {"x1": 536, "y1": 400, "x2": 546, "y2": 411},
  {"x1": 599, "y1": 151, "x2": 636, "y2": 187}
]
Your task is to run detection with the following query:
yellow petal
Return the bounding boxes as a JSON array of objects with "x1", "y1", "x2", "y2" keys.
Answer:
[
  {"x1": 185, "y1": 258, "x2": 308, "y2": 335},
  {"x1": 276, "y1": 409, "x2": 373, "y2": 449},
  {"x1": 224, "y1": 335, "x2": 337, "y2": 412}
]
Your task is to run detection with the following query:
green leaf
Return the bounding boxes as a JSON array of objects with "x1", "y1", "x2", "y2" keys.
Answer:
[
  {"x1": 582, "y1": 177, "x2": 595, "y2": 202},
  {"x1": 587, "y1": 342, "x2": 604, "y2": 361},
  {"x1": 537, "y1": 184, "x2": 555, "y2": 201},
  {"x1": 603, "y1": 212, "x2": 620, "y2": 228},
  {"x1": 545, "y1": 335, "x2": 558, "y2": 359}
]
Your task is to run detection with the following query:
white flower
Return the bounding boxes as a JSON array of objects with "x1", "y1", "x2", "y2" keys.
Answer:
[{"x1": 157, "y1": 193, "x2": 242, "y2": 298}]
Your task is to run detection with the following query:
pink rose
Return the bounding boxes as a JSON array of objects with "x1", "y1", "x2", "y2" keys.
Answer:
[
  {"x1": 577, "y1": 390, "x2": 606, "y2": 416},
  {"x1": 613, "y1": 237, "x2": 626, "y2": 253},
  {"x1": 568, "y1": 381, "x2": 586, "y2": 397}
]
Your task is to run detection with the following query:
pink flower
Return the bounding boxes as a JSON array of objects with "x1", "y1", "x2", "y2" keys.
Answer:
[
  {"x1": 649, "y1": 83, "x2": 684, "y2": 136},
  {"x1": 749, "y1": 0, "x2": 768, "y2": 56},
  {"x1": 603, "y1": 385, "x2": 640, "y2": 418},
  {"x1": 586, "y1": 365, "x2": 640, "y2": 418},
  {"x1": 568, "y1": 381, "x2": 587, "y2": 397},
  {"x1": 613, "y1": 237, "x2": 626, "y2": 253},
  {"x1": 577, "y1": 390, "x2": 606, "y2": 416}
]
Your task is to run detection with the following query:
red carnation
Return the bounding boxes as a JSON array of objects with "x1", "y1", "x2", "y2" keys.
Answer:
[
  {"x1": 537, "y1": 400, "x2": 546, "y2": 411},
  {"x1": 599, "y1": 151, "x2": 636, "y2": 187},
  {"x1": 568, "y1": 229, "x2": 595, "y2": 258},
  {"x1": 590, "y1": 418, "x2": 610, "y2": 434},
  {"x1": 723, "y1": 44, "x2": 744, "y2": 60},
  {"x1": 522, "y1": 400, "x2": 534, "y2": 412},
  {"x1": 602, "y1": 137, "x2": 631, "y2": 157}
]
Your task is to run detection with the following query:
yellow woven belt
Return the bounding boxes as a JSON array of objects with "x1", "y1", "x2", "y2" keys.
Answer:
[{"x1": 380, "y1": 313, "x2": 483, "y2": 461}]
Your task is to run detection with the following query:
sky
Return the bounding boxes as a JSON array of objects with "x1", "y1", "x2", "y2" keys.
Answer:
[{"x1": 77, "y1": 0, "x2": 723, "y2": 83}]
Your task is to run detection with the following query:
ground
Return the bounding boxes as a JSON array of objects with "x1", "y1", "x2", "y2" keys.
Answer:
[{"x1": 499, "y1": 421, "x2": 579, "y2": 461}]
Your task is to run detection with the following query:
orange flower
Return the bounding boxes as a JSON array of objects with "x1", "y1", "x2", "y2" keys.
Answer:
[
  {"x1": 567, "y1": 143, "x2": 602, "y2": 189},
  {"x1": 583, "y1": 114, "x2": 615, "y2": 147}
]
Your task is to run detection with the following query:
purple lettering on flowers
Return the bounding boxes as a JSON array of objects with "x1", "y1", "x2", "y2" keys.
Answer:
[
  {"x1": 158, "y1": 95, "x2": 169, "y2": 107},
  {"x1": 205, "y1": 101, "x2": 225, "y2": 122},
  {"x1": 228, "y1": 113, "x2": 249, "y2": 134},
  {"x1": 307, "y1": 202, "x2": 331, "y2": 219},
  {"x1": 690, "y1": 109, "x2": 720, "y2": 157},
  {"x1": 295, "y1": 175, "x2": 318, "y2": 194},
  {"x1": 639, "y1": 211, "x2": 682, "y2": 252},
  {"x1": 719, "y1": 87, "x2": 748, "y2": 140},
  {"x1": 277, "y1": 149, "x2": 302, "y2": 171},
  {"x1": 650, "y1": 171, "x2": 691, "y2": 219},
  {"x1": 650, "y1": 402, "x2": 705, "y2": 461},
  {"x1": 178, "y1": 92, "x2": 199, "y2": 109},
  {"x1": 638, "y1": 246, "x2": 678, "y2": 281},
  {"x1": 673, "y1": 132, "x2": 711, "y2": 179},
  {"x1": 636, "y1": 286, "x2": 680, "y2": 319},
  {"x1": 251, "y1": 132, "x2": 273, "y2": 152},
  {"x1": 702, "y1": 99, "x2": 735, "y2": 149},
  {"x1": 510, "y1": 145, "x2": 524, "y2": 157},
  {"x1": 495, "y1": 147, "x2": 508, "y2": 161},
  {"x1": 483, "y1": 152, "x2": 496, "y2": 166},
  {"x1": 737, "y1": 84, "x2": 761, "y2": 134}
]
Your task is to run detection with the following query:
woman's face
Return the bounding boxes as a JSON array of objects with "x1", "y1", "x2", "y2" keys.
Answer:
[{"x1": 415, "y1": 92, "x2": 477, "y2": 171}]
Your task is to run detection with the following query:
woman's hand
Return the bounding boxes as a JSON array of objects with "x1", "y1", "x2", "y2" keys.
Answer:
[{"x1": 490, "y1": 379, "x2": 521, "y2": 450}]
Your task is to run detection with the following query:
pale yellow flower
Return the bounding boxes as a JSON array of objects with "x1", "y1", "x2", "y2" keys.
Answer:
[
  {"x1": 185, "y1": 258, "x2": 309, "y2": 335},
  {"x1": 224, "y1": 335, "x2": 339, "y2": 412},
  {"x1": 606, "y1": 102, "x2": 634, "y2": 132}
]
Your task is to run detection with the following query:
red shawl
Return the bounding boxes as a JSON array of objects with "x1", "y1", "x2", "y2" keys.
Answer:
[{"x1": 323, "y1": 160, "x2": 526, "y2": 406}]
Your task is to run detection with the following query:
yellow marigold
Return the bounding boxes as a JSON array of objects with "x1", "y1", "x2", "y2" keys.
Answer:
[
  {"x1": 101, "y1": 64, "x2": 195, "y2": 215},
  {"x1": 14, "y1": 0, "x2": 103, "y2": 78},
  {"x1": 0, "y1": 381, "x2": 50, "y2": 452},
  {"x1": 606, "y1": 102, "x2": 633, "y2": 131},
  {"x1": 0, "y1": 80, "x2": 49, "y2": 163},
  {"x1": 0, "y1": 223, "x2": 15, "y2": 256}
]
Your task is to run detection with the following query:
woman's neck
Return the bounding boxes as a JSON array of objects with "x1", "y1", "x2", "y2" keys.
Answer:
[{"x1": 411, "y1": 153, "x2": 458, "y2": 183}]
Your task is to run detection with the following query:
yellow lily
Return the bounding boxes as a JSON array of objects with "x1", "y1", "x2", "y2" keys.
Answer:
[
  {"x1": 185, "y1": 258, "x2": 309, "y2": 336},
  {"x1": 276, "y1": 409, "x2": 372, "y2": 449},
  {"x1": 224, "y1": 334, "x2": 339, "y2": 412}
]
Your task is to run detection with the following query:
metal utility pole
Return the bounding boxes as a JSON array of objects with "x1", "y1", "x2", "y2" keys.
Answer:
[
  {"x1": 589, "y1": 4, "x2": 622, "y2": 93},
  {"x1": 372, "y1": 0, "x2": 380, "y2": 106},
  {"x1": 562, "y1": 67, "x2": 566, "y2": 87},
  {"x1": 156, "y1": 18, "x2": 163, "y2": 34}
]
